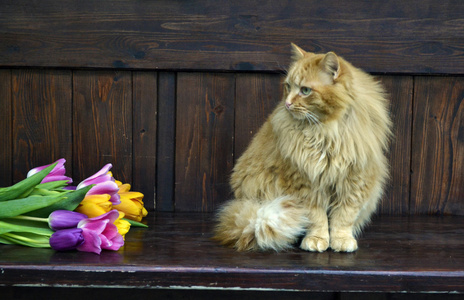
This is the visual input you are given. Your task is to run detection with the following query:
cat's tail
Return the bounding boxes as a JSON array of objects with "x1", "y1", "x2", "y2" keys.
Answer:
[{"x1": 213, "y1": 196, "x2": 309, "y2": 251}]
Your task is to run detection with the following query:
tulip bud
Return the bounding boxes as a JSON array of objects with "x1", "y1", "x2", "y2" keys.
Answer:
[
  {"x1": 75, "y1": 194, "x2": 113, "y2": 218},
  {"x1": 49, "y1": 228, "x2": 85, "y2": 251},
  {"x1": 48, "y1": 210, "x2": 88, "y2": 231},
  {"x1": 76, "y1": 164, "x2": 120, "y2": 205},
  {"x1": 114, "y1": 211, "x2": 131, "y2": 239},
  {"x1": 113, "y1": 191, "x2": 146, "y2": 222},
  {"x1": 76, "y1": 210, "x2": 124, "y2": 254},
  {"x1": 27, "y1": 158, "x2": 73, "y2": 184}
]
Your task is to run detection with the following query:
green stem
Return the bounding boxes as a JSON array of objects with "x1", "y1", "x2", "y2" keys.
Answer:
[
  {"x1": 123, "y1": 218, "x2": 148, "y2": 228},
  {"x1": 3, "y1": 232, "x2": 50, "y2": 245},
  {"x1": 11, "y1": 215, "x2": 48, "y2": 223}
]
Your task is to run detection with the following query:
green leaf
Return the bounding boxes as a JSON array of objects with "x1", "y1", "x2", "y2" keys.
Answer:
[
  {"x1": 0, "y1": 194, "x2": 65, "y2": 219},
  {"x1": 0, "y1": 163, "x2": 57, "y2": 201},
  {"x1": 123, "y1": 218, "x2": 148, "y2": 228},
  {"x1": 0, "y1": 218, "x2": 54, "y2": 235},
  {"x1": 28, "y1": 188, "x2": 66, "y2": 197},
  {"x1": 0, "y1": 232, "x2": 51, "y2": 248},
  {"x1": 35, "y1": 180, "x2": 70, "y2": 191},
  {"x1": 25, "y1": 185, "x2": 93, "y2": 218},
  {"x1": 0, "y1": 236, "x2": 14, "y2": 244}
]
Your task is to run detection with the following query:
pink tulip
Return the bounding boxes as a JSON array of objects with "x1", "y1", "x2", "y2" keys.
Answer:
[
  {"x1": 76, "y1": 210, "x2": 124, "y2": 254},
  {"x1": 27, "y1": 158, "x2": 73, "y2": 184},
  {"x1": 76, "y1": 164, "x2": 120, "y2": 205}
]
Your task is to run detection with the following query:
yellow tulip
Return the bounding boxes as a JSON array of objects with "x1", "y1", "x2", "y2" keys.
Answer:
[
  {"x1": 117, "y1": 182, "x2": 130, "y2": 193},
  {"x1": 113, "y1": 191, "x2": 147, "y2": 222},
  {"x1": 112, "y1": 180, "x2": 148, "y2": 222},
  {"x1": 75, "y1": 194, "x2": 112, "y2": 218},
  {"x1": 114, "y1": 211, "x2": 131, "y2": 240}
]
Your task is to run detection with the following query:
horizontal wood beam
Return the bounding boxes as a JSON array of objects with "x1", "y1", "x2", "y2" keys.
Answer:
[{"x1": 1, "y1": 0, "x2": 463, "y2": 74}]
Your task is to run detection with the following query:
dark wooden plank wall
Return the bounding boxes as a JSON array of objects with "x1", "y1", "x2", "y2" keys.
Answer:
[
  {"x1": 175, "y1": 73, "x2": 235, "y2": 212},
  {"x1": 0, "y1": 70, "x2": 12, "y2": 187},
  {"x1": 0, "y1": 70, "x2": 462, "y2": 215},
  {"x1": 411, "y1": 77, "x2": 464, "y2": 215},
  {"x1": 0, "y1": 0, "x2": 463, "y2": 215},
  {"x1": 1, "y1": 0, "x2": 463, "y2": 74}
]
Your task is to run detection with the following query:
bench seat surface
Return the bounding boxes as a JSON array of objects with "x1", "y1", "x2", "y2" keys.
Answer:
[{"x1": 0, "y1": 213, "x2": 463, "y2": 293}]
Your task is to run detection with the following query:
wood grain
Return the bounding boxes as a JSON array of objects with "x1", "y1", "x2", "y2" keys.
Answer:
[
  {"x1": 0, "y1": 69, "x2": 463, "y2": 215},
  {"x1": 0, "y1": 70, "x2": 12, "y2": 186},
  {"x1": 0, "y1": 213, "x2": 463, "y2": 293},
  {"x1": 234, "y1": 73, "x2": 283, "y2": 158},
  {"x1": 379, "y1": 76, "x2": 413, "y2": 215},
  {"x1": 72, "y1": 71, "x2": 132, "y2": 184},
  {"x1": 0, "y1": 0, "x2": 462, "y2": 74},
  {"x1": 175, "y1": 73, "x2": 235, "y2": 212},
  {"x1": 156, "y1": 72, "x2": 176, "y2": 212},
  {"x1": 411, "y1": 76, "x2": 464, "y2": 215},
  {"x1": 11, "y1": 69, "x2": 72, "y2": 182},
  {"x1": 132, "y1": 71, "x2": 157, "y2": 211}
]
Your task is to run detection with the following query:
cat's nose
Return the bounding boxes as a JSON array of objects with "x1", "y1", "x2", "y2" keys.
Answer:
[{"x1": 285, "y1": 102, "x2": 292, "y2": 109}]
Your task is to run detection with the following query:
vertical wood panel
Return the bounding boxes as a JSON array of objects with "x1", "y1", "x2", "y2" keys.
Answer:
[
  {"x1": 175, "y1": 73, "x2": 235, "y2": 212},
  {"x1": 379, "y1": 76, "x2": 413, "y2": 215},
  {"x1": 156, "y1": 72, "x2": 176, "y2": 211},
  {"x1": 235, "y1": 73, "x2": 283, "y2": 158},
  {"x1": 0, "y1": 70, "x2": 12, "y2": 186},
  {"x1": 132, "y1": 71, "x2": 157, "y2": 211},
  {"x1": 12, "y1": 69, "x2": 72, "y2": 182},
  {"x1": 411, "y1": 76, "x2": 464, "y2": 215},
  {"x1": 73, "y1": 71, "x2": 132, "y2": 184}
]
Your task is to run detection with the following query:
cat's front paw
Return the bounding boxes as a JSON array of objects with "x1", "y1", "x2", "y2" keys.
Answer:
[
  {"x1": 330, "y1": 237, "x2": 358, "y2": 252},
  {"x1": 300, "y1": 236, "x2": 329, "y2": 252}
]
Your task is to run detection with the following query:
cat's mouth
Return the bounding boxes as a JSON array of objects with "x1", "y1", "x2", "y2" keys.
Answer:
[{"x1": 285, "y1": 104, "x2": 322, "y2": 125}]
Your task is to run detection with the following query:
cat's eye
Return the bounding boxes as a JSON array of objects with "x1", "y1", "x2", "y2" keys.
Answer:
[{"x1": 300, "y1": 87, "x2": 312, "y2": 96}]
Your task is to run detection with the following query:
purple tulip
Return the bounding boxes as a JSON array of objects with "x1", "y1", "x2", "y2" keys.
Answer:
[
  {"x1": 49, "y1": 228, "x2": 85, "y2": 251},
  {"x1": 62, "y1": 186, "x2": 77, "y2": 191},
  {"x1": 49, "y1": 210, "x2": 124, "y2": 254},
  {"x1": 76, "y1": 210, "x2": 124, "y2": 255},
  {"x1": 48, "y1": 210, "x2": 88, "y2": 231},
  {"x1": 27, "y1": 158, "x2": 73, "y2": 184},
  {"x1": 76, "y1": 164, "x2": 121, "y2": 205}
]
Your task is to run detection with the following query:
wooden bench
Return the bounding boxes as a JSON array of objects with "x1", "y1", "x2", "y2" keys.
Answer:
[
  {"x1": 1, "y1": 1, "x2": 463, "y2": 299},
  {"x1": 1, "y1": 213, "x2": 463, "y2": 299}
]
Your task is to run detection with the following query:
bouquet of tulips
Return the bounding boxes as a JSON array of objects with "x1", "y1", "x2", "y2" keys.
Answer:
[{"x1": 0, "y1": 159, "x2": 148, "y2": 255}]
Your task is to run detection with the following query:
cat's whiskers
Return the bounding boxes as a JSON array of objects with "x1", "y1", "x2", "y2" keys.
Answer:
[
  {"x1": 303, "y1": 111, "x2": 321, "y2": 128},
  {"x1": 290, "y1": 106, "x2": 321, "y2": 128},
  {"x1": 309, "y1": 111, "x2": 321, "y2": 125}
]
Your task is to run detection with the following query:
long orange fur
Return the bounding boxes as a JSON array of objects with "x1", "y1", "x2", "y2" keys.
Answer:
[{"x1": 214, "y1": 44, "x2": 392, "y2": 252}]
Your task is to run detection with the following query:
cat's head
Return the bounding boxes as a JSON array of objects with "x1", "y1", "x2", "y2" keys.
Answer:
[{"x1": 283, "y1": 44, "x2": 352, "y2": 124}]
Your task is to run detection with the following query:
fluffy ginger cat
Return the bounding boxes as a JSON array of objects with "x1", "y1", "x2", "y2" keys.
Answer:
[{"x1": 214, "y1": 44, "x2": 392, "y2": 252}]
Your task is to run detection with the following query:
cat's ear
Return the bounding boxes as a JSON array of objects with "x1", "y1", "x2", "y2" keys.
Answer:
[
  {"x1": 320, "y1": 52, "x2": 340, "y2": 80},
  {"x1": 291, "y1": 43, "x2": 307, "y2": 60}
]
